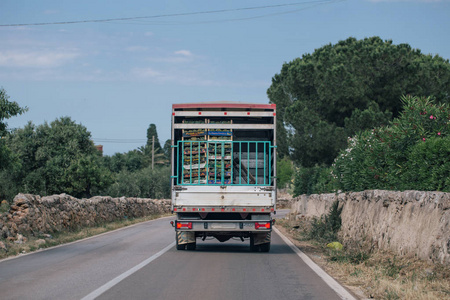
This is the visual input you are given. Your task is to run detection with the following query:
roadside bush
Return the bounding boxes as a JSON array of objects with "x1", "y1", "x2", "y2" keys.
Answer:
[
  {"x1": 293, "y1": 165, "x2": 336, "y2": 196},
  {"x1": 308, "y1": 200, "x2": 342, "y2": 243},
  {"x1": 105, "y1": 166, "x2": 170, "y2": 199},
  {"x1": 0, "y1": 200, "x2": 9, "y2": 213},
  {"x1": 277, "y1": 157, "x2": 295, "y2": 189},
  {"x1": 333, "y1": 95, "x2": 450, "y2": 192},
  {"x1": 402, "y1": 137, "x2": 450, "y2": 192}
]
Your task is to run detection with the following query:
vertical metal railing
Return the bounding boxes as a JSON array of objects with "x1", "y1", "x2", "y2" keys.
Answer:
[{"x1": 176, "y1": 141, "x2": 273, "y2": 186}]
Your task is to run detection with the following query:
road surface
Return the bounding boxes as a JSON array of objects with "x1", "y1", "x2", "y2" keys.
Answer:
[{"x1": 0, "y1": 210, "x2": 354, "y2": 300}]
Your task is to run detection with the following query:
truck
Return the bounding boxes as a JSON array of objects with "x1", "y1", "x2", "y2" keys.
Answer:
[{"x1": 170, "y1": 102, "x2": 277, "y2": 252}]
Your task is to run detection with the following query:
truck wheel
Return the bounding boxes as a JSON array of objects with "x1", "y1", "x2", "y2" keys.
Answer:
[
  {"x1": 250, "y1": 235, "x2": 259, "y2": 252},
  {"x1": 186, "y1": 242, "x2": 196, "y2": 251},
  {"x1": 176, "y1": 238, "x2": 185, "y2": 250},
  {"x1": 260, "y1": 242, "x2": 271, "y2": 252}
]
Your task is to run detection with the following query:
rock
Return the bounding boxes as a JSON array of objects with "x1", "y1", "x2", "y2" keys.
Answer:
[
  {"x1": 14, "y1": 234, "x2": 27, "y2": 244},
  {"x1": 0, "y1": 241, "x2": 7, "y2": 252},
  {"x1": 41, "y1": 233, "x2": 53, "y2": 239},
  {"x1": 36, "y1": 239, "x2": 46, "y2": 246}
]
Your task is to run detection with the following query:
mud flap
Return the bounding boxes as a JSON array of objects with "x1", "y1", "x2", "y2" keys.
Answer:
[
  {"x1": 176, "y1": 231, "x2": 196, "y2": 245},
  {"x1": 253, "y1": 232, "x2": 271, "y2": 246}
]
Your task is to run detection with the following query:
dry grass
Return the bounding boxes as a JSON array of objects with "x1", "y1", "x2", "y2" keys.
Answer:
[
  {"x1": 0, "y1": 214, "x2": 169, "y2": 260},
  {"x1": 276, "y1": 218, "x2": 450, "y2": 300}
]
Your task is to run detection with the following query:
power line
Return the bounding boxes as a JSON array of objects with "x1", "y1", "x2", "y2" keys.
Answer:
[
  {"x1": 114, "y1": 0, "x2": 344, "y2": 26},
  {"x1": 93, "y1": 138, "x2": 146, "y2": 144},
  {"x1": 0, "y1": 1, "x2": 341, "y2": 27}
]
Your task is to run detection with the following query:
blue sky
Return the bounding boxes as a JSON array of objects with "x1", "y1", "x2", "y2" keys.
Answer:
[{"x1": 1, "y1": 0, "x2": 449, "y2": 155}]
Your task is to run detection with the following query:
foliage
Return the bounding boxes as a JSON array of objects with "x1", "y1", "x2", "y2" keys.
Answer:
[
  {"x1": 163, "y1": 139, "x2": 171, "y2": 162},
  {"x1": 106, "y1": 166, "x2": 171, "y2": 199},
  {"x1": 333, "y1": 95, "x2": 450, "y2": 192},
  {"x1": 146, "y1": 123, "x2": 161, "y2": 150},
  {"x1": 0, "y1": 88, "x2": 28, "y2": 171},
  {"x1": 103, "y1": 150, "x2": 146, "y2": 173},
  {"x1": 1, "y1": 117, "x2": 112, "y2": 199},
  {"x1": 344, "y1": 102, "x2": 392, "y2": 136},
  {"x1": 293, "y1": 165, "x2": 336, "y2": 196},
  {"x1": 402, "y1": 137, "x2": 450, "y2": 191},
  {"x1": 268, "y1": 36, "x2": 450, "y2": 166},
  {"x1": 277, "y1": 157, "x2": 294, "y2": 189},
  {"x1": 307, "y1": 200, "x2": 342, "y2": 243},
  {"x1": 0, "y1": 88, "x2": 28, "y2": 136},
  {"x1": 0, "y1": 200, "x2": 9, "y2": 213}
]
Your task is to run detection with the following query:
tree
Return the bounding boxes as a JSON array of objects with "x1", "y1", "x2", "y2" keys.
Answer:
[
  {"x1": 0, "y1": 88, "x2": 28, "y2": 136},
  {"x1": 3, "y1": 117, "x2": 112, "y2": 198},
  {"x1": 277, "y1": 157, "x2": 294, "y2": 189},
  {"x1": 163, "y1": 139, "x2": 171, "y2": 162},
  {"x1": 0, "y1": 88, "x2": 27, "y2": 171},
  {"x1": 267, "y1": 37, "x2": 450, "y2": 166},
  {"x1": 146, "y1": 123, "x2": 161, "y2": 150}
]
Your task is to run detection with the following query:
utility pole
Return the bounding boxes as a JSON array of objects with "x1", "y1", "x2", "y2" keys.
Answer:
[{"x1": 152, "y1": 135, "x2": 155, "y2": 170}]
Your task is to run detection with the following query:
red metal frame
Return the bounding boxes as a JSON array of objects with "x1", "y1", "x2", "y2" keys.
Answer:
[{"x1": 173, "y1": 103, "x2": 276, "y2": 110}]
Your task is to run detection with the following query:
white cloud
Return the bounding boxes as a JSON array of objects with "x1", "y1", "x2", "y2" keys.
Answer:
[
  {"x1": 146, "y1": 50, "x2": 195, "y2": 64},
  {"x1": 174, "y1": 50, "x2": 193, "y2": 57},
  {"x1": 0, "y1": 50, "x2": 79, "y2": 68}
]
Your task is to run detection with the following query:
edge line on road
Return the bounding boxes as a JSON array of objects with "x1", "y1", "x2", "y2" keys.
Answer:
[
  {"x1": 0, "y1": 215, "x2": 174, "y2": 264},
  {"x1": 273, "y1": 227, "x2": 357, "y2": 300},
  {"x1": 81, "y1": 241, "x2": 175, "y2": 300}
]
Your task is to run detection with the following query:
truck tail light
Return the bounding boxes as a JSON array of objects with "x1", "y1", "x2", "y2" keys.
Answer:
[
  {"x1": 176, "y1": 222, "x2": 193, "y2": 229},
  {"x1": 255, "y1": 222, "x2": 271, "y2": 229}
]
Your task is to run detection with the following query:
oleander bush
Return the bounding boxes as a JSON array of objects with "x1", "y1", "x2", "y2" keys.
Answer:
[{"x1": 332, "y1": 95, "x2": 450, "y2": 192}]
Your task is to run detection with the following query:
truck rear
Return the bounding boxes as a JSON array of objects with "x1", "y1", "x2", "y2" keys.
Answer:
[{"x1": 170, "y1": 102, "x2": 276, "y2": 251}]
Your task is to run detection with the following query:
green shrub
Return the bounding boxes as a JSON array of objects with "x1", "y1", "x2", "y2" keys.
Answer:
[
  {"x1": 277, "y1": 157, "x2": 295, "y2": 189},
  {"x1": 105, "y1": 166, "x2": 171, "y2": 199},
  {"x1": 308, "y1": 200, "x2": 342, "y2": 243},
  {"x1": 0, "y1": 200, "x2": 10, "y2": 213},
  {"x1": 293, "y1": 165, "x2": 337, "y2": 196},
  {"x1": 332, "y1": 95, "x2": 450, "y2": 192},
  {"x1": 402, "y1": 137, "x2": 450, "y2": 192}
]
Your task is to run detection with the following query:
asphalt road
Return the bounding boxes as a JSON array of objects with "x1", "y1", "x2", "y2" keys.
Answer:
[{"x1": 0, "y1": 210, "x2": 353, "y2": 300}]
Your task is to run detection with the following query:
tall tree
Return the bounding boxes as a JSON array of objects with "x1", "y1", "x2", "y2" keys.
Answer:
[
  {"x1": 0, "y1": 88, "x2": 28, "y2": 136},
  {"x1": 146, "y1": 123, "x2": 161, "y2": 150},
  {"x1": 268, "y1": 36, "x2": 450, "y2": 166},
  {"x1": 4, "y1": 117, "x2": 112, "y2": 198},
  {"x1": 0, "y1": 88, "x2": 27, "y2": 171}
]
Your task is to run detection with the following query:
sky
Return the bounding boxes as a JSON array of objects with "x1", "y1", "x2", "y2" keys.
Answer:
[{"x1": 1, "y1": 0, "x2": 449, "y2": 156}]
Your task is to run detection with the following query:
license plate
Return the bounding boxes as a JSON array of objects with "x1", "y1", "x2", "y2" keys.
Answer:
[{"x1": 210, "y1": 223, "x2": 237, "y2": 229}]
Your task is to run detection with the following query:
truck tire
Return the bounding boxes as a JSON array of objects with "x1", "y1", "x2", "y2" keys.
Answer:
[
  {"x1": 186, "y1": 242, "x2": 196, "y2": 251},
  {"x1": 176, "y1": 239, "x2": 186, "y2": 250},
  {"x1": 250, "y1": 235, "x2": 259, "y2": 252},
  {"x1": 260, "y1": 242, "x2": 271, "y2": 252}
]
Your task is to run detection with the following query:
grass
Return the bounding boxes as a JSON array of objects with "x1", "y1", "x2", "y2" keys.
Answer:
[
  {"x1": 277, "y1": 217, "x2": 450, "y2": 300},
  {"x1": 0, "y1": 214, "x2": 169, "y2": 260}
]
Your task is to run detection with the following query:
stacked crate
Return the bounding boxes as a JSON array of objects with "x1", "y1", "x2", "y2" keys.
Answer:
[
  {"x1": 207, "y1": 120, "x2": 232, "y2": 185},
  {"x1": 182, "y1": 120, "x2": 207, "y2": 184},
  {"x1": 181, "y1": 119, "x2": 234, "y2": 185}
]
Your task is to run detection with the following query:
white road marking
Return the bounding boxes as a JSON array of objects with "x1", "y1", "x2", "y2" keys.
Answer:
[
  {"x1": 274, "y1": 227, "x2": 357, "y2": 300},
  {"x1": 81, "y1": 242, "x2": 175, "y2": 300}
]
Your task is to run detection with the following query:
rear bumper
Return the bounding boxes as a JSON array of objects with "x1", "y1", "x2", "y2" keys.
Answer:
[{"x1": 175, "y1": 219, "x2": 272, "y2": 232}]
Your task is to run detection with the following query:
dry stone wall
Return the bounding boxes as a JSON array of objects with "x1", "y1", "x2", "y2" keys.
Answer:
[
  {"x1": 0, "y1": 194, "x2": 171, "y2": 239},
  {"x1": 291, "y1": 190, "x2": 450, "y2": 265}
]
